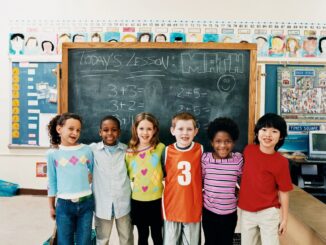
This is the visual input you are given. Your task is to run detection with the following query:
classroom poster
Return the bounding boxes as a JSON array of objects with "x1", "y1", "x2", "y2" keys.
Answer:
[
  {"x1": 279, "y1": 123, "x2": 326, "y2": 152},
  {"x1": 277, "y1": 67, "x2": 326, "y2": 121},
  {"x1": 11, "y1": 62, "x2": 58, "y2": 146}
]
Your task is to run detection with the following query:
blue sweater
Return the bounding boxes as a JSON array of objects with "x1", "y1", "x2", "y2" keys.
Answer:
[{"x1": 47, "y1": 144, "x2": 94, "y2": 198}]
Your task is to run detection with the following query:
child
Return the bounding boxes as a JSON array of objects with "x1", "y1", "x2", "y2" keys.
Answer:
[
  {"x1": 163, "y1": 112, "x2": 203, "y2": 245},
  {"x1": 47, "y1": 112, "x2": 94, "y2": 245},
  {"x1": 238, "y1": 113, "x2": 293, "y2": 245},
  {"x1": 125, "y1": 112, "x2": 165, "y2": 245},
  {"x1": 202, "y1": 117, "x2": 243, "y2": 245},
  {"x1": 90, "y1": 115, "x2": 133, "y2": 245}
]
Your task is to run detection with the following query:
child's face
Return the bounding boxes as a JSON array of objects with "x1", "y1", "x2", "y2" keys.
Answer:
[
  {"x1": 56, "y1": 118, "x2": 81, "y2": 146},
  {"x1": 171, "y1": 120, "x2": 198, "y2": 148},
  {"x1": 137, "y1": 119, "x2": 156, "y2": 146},
  {"x1": 304, "y1": 39, "x2": 317, "y2": 53},
  {"x1": 211, "y1": 131, "x2": 234, "y2": 159},
  {"x1": 257, "y1": 127, "x2": 281, "y2": 153},
  {"x1": 140, "y1": 35, "x2": 150, "y2": 42},
  {"x1": 99, "y1": 119, "x2": 120, "y2": 146}
]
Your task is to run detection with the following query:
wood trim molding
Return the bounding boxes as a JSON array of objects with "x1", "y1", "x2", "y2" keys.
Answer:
[{"x1": 18, "y1": 189, "x2": 47, "y2": 196}]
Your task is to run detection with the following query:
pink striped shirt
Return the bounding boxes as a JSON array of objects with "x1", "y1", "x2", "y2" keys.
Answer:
[{"x1": 201, "y1": 152, "x2": 243, "y2": 215}]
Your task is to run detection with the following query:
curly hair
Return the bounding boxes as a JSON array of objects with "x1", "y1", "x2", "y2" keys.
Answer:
[
  {"x1": 47, "y1": 112, "x2": 83, "y2": 146},
  {"x1": 207, "y1": 117, "x2": 239, "y2": 142},
  {"x1": 100, "y1": 115, "x2": 120, "y2": 129}
]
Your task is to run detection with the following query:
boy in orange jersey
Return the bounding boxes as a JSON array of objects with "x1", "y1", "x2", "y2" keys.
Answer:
[{"x1": 163, "y1": 112, "x2": 203, "y2": 245}]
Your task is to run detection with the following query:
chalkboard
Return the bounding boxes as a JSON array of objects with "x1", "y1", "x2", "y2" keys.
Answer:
[{"x1": 61, "y1": 43, "x2": 257, "y2": 151}]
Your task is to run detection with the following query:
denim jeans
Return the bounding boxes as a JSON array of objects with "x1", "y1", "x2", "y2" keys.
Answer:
[{"x1": 56, "y1": 196, "x2": 94, "y2": 245}]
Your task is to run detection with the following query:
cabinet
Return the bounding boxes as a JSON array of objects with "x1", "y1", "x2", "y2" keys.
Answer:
[{"x1": 289, "y1": 159, "x2": 326, "y2": 194}]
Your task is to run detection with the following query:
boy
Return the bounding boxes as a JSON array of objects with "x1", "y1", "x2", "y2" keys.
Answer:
[
  {"x1": 91, "y1": 115, "x2": 133, "y2": 245},
  {"x1": 238, "y1": 113, "x2": 293, "y2": 245},
  {"x1": 163, "y1": 112, "x2": 203, "y2": 245}
]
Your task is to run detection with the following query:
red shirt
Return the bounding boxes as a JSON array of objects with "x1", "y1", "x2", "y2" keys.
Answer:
[
  {"x1": 163, "y1": 142, "x2": 203, "y2": 222},
  {"x1": 238, "y1": 144, "x2": 293, "y2": 212}
]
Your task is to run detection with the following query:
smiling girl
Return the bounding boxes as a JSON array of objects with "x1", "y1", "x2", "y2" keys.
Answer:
[
  {"x1": 125, "y1": 112, "x2": 165, "y2": 245},
  {"x1": 201, "y1": 117, "x2": 243, "y2": 245}
]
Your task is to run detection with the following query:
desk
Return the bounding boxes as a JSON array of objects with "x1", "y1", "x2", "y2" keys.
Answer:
[
  {"x1": 289, "y1": 159, "x2": 326, "y2": 193},
  {"x1": 280, "y1": 186, "x2": 326, "y2": 245}
]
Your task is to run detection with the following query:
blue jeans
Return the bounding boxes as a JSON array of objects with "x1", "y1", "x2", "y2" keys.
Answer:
[{"x1": 56, "y1": 196, "x2": 94, "y2": 245}]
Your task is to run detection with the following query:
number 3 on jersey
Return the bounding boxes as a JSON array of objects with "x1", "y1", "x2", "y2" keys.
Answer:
[{"x1": 177, "y1": 161, "x2": 191, "y2": 186}]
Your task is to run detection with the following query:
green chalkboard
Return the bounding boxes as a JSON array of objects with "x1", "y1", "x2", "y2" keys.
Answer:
[{"x1": 61, "y1": 43, "x2": 257, "y2": 151}]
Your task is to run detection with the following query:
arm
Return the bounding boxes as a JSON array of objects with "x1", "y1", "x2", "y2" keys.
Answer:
[
  {"x1": 278, "y1": 191, "x2": 289, "y2": 235},
  {"x1": 46, "y1": 151, "x2": 58, "y2": 219},
  {"x1": 237, "y1": 154, "x2": 244, "y2": 187},
  {"x1": 162, "y1": 147, "x2": 167, "y2": 178},
  {"x1": 87, "y1": 149, "x2": 94, "y2": 184},
  {"x1": 48, "y1": 196, "x2": 56, "y2": 220}
]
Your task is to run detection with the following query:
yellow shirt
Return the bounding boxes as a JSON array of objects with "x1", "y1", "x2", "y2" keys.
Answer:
[{"x1": 125, "y1": 143, "x2": 165, "y2": 201}]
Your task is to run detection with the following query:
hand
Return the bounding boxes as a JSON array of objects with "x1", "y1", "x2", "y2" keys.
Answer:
[
  {"x1": 278, "y1": 220, "x2": 287, "y2": 235},
  {"x1": 88, "y1": 173, "x2": 93, "y2": 184},
  {"x1": 50, "y1": 207, "x2": 56, "y2": 220}
]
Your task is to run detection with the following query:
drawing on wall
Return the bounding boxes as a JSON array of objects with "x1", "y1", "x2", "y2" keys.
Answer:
[
  {"x1": 104, "y1": 32, "x2": 120, "y2": 42},
  {"x1": 121, "y1": 33, "x2": 137, "y2": 42},
  {"x1": 90, "y1": 32, "x2": 102, "y2": 42},
  {"x1": 278, "y1": 67, "x2": 326, "y2": 121},
  {"x1": 220, "y1": 34, "x2": 236, "y2": 43},
  {"x1": 302, "y1": 36, "x2": 318, "y2": 57},
  {"x1": 269, "y1": 35, "x2": 285, "y2": 57},
  {"x1": 285, "y1": 36, "x2": 301, "y2": 57},
  {"x1": 186, "y1": 33, "x2": 202, "y2": 42},
  {"x1": 318, "y1": 36, "x2": 326, "y2": 57},
  {"x1": 170, "y1": 32, "x2": 185, "y2": 42},
  {"x1": 137, "y1": 32, "x2": 152, "y2": 42},
  {"x1": 9, "y1": 33, "x2": 25, "y2": 55},
  {"x1": 57, "y1": 33, "x2": 71, "y2": 54},
  {"x1": 24, "y1": 36, "x2": 40, "y2": 55},
  {"x1": 72, "y1": 33, "x2": 87, "y2": 42},
  {"x1": 154, "y1": 33, "x2": 167, "y2": 42},
  {"x1": 203, "y1": 33, "x2": 219, "y2": 43},
  {"x1": 41, "y1": 40, "x2": 55, "y2": 55},
  {"x1": 254, "y1": 35, "x2": 269, "y2": 57},
  {"x1": 8, "y1": 20, "x2": 326, "y2": 58}
]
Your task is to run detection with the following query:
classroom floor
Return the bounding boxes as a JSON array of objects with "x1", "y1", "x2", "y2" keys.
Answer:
[
  {"x1": 0, "y1": 195, "x2": 123, "y2": 245},
  {"x1": 2, "y1": 195, "x2": 225, "y2": 245},
  {"x1": 0, "y1": 195, "x2": 243, "y2": 245}
]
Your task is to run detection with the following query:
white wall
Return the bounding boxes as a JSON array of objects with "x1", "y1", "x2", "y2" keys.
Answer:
[{"x1": 1, "y1": 0, "x2": 326, "y2": 189}]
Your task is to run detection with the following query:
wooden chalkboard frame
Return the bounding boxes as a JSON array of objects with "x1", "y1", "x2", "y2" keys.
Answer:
[{"x1": 61, "y1": 42, "x2": 257, "y2": 144}]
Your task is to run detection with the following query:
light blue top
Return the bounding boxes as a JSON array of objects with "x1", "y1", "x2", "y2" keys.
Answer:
[
  {"x1": 90, "y1": 141, "x2": 131, "y2": 220},
  {"x1": 47, "y1": 144, "x2": 94, "y2": 199}
]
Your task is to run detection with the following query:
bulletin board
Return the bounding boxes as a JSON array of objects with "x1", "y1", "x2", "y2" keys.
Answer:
[
  {"x1": 264, "y1": 64, "x2": 326, "y2": 152},
  {"x1": 11, "y1": 62, "x2": 58, "y2": 147},
  {"x1": 277, "y1": 66, "x2": 326, "y2": 121}
]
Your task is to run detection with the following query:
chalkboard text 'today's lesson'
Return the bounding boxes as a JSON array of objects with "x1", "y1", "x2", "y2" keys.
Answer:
[{"x1": 79, "y1": 51, "x2": 244, "y2": 74}]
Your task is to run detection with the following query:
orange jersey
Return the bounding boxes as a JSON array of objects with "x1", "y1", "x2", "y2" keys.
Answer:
[{"x1": 163, "y1": 142, "x2": 203, "y2": 223}]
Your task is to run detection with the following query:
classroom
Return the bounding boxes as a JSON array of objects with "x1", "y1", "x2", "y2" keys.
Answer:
[{"x1": 1, "y1": 0, "x2": 326, "y2": 244}]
